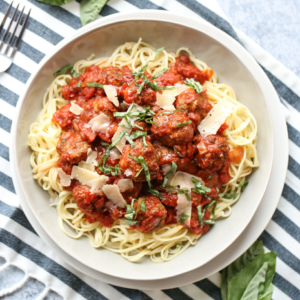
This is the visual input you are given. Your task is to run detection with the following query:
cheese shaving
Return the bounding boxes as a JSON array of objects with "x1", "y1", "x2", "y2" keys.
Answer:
[
  {"x1": 156, "y1": 92, "x2": 176, "y2": 111},
  {"x1": 124, "y1": 169, "x2": 133, "y2": 177},
  {"x1": 69, "y1": 101, "x2": 84, "y2": 115},
  {"x1": 109, "y1": 147, "x2": 121, "y2": 159},
  {"x1": 71, "y1": 166, "x2": 100, "y2": 183},
  {"x1": 161, "y1": 164, "x2": 172, "y2": 175},
  {"x1": 78, "y1": 161, "x2": 95, "y2": 171},
  {"x1": 102, "y1": 184, "x2": 127, "y2": 208},
  {"x1": 57, "y1": 168, "x2": 71, "y2": 187},
  {"x1": 171, "y1": 171, "x2": 204, "y2": 188},
  {"x1": 176, "y1": 184, "x2": 192, "y2": 227},
  {"x1": 89, "y1": 176, "x2": 109, "y2": 194},
  {"x1": 117, "y1": 179, "x2": 134, "y2": 192},
  {"x1": 104, "y1": 85, "x2": 119, "y2": 107},
  {"x1": 86, "y1": 148, "x2": 98, "y2": 166},
  {"x1": 88, "y1": 113, "x2": 111, "y2": 133},
  {"x1": 198, "y1": 100, "x2": 233, "y2": 135}
]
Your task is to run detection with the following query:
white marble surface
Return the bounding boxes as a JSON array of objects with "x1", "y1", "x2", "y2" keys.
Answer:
[{"x1": 216, "y1": 0, "x2": 300, "y2": 77}]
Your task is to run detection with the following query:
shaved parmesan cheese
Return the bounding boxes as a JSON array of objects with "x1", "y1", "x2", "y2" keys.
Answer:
[
  {"x1": 161, "y1": 164, "x2": 172, "y2": 175},
  {"x1": 78, "y1": 161, "x2": 95, "y2": 171},
  {"x1": 163, "y1": 83, "x2": 190, "y2": 97},
  {"x1": 104, "y1": 85, "x2": 119, "y2": 107},
  {"x1": 156, "y1": 92, "x2": 176, "y2": 111},
  {"x1": 86, "y1": 148, "x2": 98, "y2": 166},
  {"x1": 57, "y1": 168, "x2": 71, "y2": 187},
  {"x1": 49, "y1": 196, "x2": 60, "y2": 207},
  {"x1": 109, "y1": 147, "x2": 121, "y2": 159},
  {"x1": 198, "y1": 101, "x2": 233, "y2": 135},
  {"x1": 102, "y1": 184, "x2": 127, "y2": 208},
  {"x1": 112, "y1": 104, "x2": 138, "y2": 152},
  {"x1": 124, "y1": 169, "x2": 133, "y2": 177},
  {"x1": 171, "y1": 171, "x2": 204, "y2": 188},
  {"x1": 117, "y1": 179, "x2": 133, "y2": 192},
  {"x1": 71, "y1": 166, "x2": 100, "y2": 183},
  {"x1": 69, "y1": 101, "x2": 84, "y2": 115},
  {"x1": 88, "y1": 113, "x2": 111, "y2": 133},
  {"x1": 176, "y1": 184, "x2": 192, "y2": 227},
  {"x1": 89, "y1": 176, "x2": 109, "y2": 194}
]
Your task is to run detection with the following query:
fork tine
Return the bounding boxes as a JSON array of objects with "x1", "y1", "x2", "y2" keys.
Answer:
[
  {"x1": 0, "y1": 3, "x2": 19, "y2": 51},
  {"x1": 4, "y1": 6, "x2": 24, "y2": 55},
  {"x1": 0, "y1": 2, "x2": 13, "y2": 36},
  {"x1": 11, "y1": 9, "x2": 30, "y2": 58}
]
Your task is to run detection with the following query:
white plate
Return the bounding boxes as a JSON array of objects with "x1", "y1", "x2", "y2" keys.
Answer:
[
  {"x1": 10, "y1": 77, "x2": 287, "y2": 289},
  {"x1": 12, "y1": 11, "x2": 276, "y2": 281}
]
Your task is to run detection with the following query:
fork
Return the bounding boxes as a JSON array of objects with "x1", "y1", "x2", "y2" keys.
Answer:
[{"x1": 0, "y1": 2, "x2": 30, "y2": 73}]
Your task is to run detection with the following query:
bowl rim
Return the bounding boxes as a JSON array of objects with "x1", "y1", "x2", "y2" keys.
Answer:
[{"x1": 12, "y1": 10, "x2": 275, "y2": 280}]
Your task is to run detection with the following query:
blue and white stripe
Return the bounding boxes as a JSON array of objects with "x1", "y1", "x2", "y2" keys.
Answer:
[{"x1": 0, "y1": 0, "x2": 299, "y2": 299}]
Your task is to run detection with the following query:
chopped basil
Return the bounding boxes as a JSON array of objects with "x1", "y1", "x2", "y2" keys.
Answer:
[
  {"x1": 101, "y1": 142, "x2": 110, "y2": 146},
  {"x1": 140, "y1": 197, "x2": 146, "y2": 212},
  {"x1": 135, "y1": 167, "x2": 143, "y2": 178},
  {"x1": 124, "y1": 133, "x2": 136, "y2": 148},
  {"x1": 208, "y1": 174, "x2": 213, "y2": 179},
  {"x1": 53, "y1": 64, "x2": 73, "y2": 76},
  {"x1": 77, "y1": 82, "x2": 81, "y2": 88},
  {"x1": 192, "y1": 177, "x2": 212, "y2": 194},
  {"x1": 156, "y1": 47, "x2": 166, "y2": 59},
  {"x1": 173, "y1": 147, "x2": 183, "y2": 158},
  {"x1": 239, "y1": 180, "x2": 249, "y2": 192},
  {"x1": 176, "y1": 120, "x2": 192, "y2": 128},
  {"x1": 147, "y1": 186, "x2": 162, "y2": 199},
  {"x1": 184, "y1": 78, "x2": 203, "y2": 93},
  {"x1": 129, "y1": 130, "x2": 147, "y2": 140},
  {"x1": 151, "y1": 68, "x2": 168, "y2": 80},
  {"x1": 176, "y1": 244, "x2": 182, "y2": 248},
  {"x1": 137, "y1": 80, "x2": 146, "y2": 94},
  {"x1": 133, "y1": 124, "x2": 143, "y2": 130},
  {"x1": 203, "y1": 219, "x2": 215, "y2": 225},
  {"x1": 145, "y1": 118, "x2": 159, "y2": 126},
  {"x1": 119, "y1": 123, "x2": 132, "y2": 129},
  {"x1": 161, "y1": 185, "x2": 191, "y2": 201},
  {"x1": 162, "y1": 162, "x2": 177, "y2": 188},
  {"x1": 157, "y1": 110, "x2": 181, "y2": 117},
  {"x1": 123, "y1": 219, "x2": 137, "y2": 226},
  {"x1": 71, "y1": 68, "x2": 83, "y2": 79},
  {"x1": 86, "y1": 82, "x2": 104, "y2": 88},
  {"x1": 128, "y1": 154, "x2": 140, "y2": 162},
  {"x1": 141, "y1": 75, "x2": 175, "y2": 91},
  {"x1": 61, "y1": 139, "x2": 66, "y2": 143},
  {"x1": 142, "y1": 136, "x2": 148, "y2": 147},
  {"x1": 218, "y1": 191, "x2": 238, "y2": 199},
  {"x1": 206, "y1": 200, "x2": 217, "y2": 217},
  {"x1": 177, "y1": 213, "x2": 189, "y2": 225}
]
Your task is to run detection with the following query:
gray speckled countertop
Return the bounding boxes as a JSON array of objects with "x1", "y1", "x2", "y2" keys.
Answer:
[{"x1": 1, "y1": 1, "x2": 299, "y2": 299}]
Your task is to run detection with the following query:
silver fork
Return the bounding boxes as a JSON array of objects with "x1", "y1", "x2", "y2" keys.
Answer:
[{"x1": 0, "y1": 2, "x2": 30, "y2": 73}]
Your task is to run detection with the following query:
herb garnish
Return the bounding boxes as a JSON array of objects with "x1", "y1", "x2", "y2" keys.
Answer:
[
  {"x1": 161, "y1": 185, "x2": 191, "y2": 201},
  {"x1": 176, "y1": 244, "x2": 182, "y2": 248},
  {"x1": 156, "y1": 47, "x2": 166, "y2": 59},
  {"x1": 192, "y1": 177, "x2": 211, "y2": 194},
  {"x1": 133, "y1": 124, "x2": 143, "y2": 130},
  {"x1": 176, "y1": 120, "x2": 192, "y2": 128},
  {"x1": 206, "y1": 200, "x2": 217, "y2": 217},
  {"x1": 142, "y1": 136, "x2": 148, "y2": 147},
  {"x1": 184, "y1": 78, "x2": 203, "y2": 93},
  {"x1": 124, "y1": 132, "x2": 136, "y2": 148},
  {"x1": 129, "y1": 130, "x2": 147, "y2": 140},
  {"x1": 77, "y1": 82, "x2": 81, "y2": 88},
  {"x1": 86, "y1": 82, "x2": 104, "y2": 88},
  {"x1": 157, "y1": 110, "x2": 181, "y2": 117},
  {"x1": 177, "y1": 213, "x2": 189, "y2": 225},
  {"x1": 162, "y1": 162, "x2": 177, "y2": 188},
  {"x1": 218, "y1": 191, "x2": 238, "y2": 199},
  {"x1": 53, "y1": 64, "x2": 72, "y2": 76},
  {"x1": 151, "y1": 68, "x2": 168, "y2": 80},
  {"x1": 140, "y1": 197, "x2": 146, "y2": 212},
  {"x1": 208, "y1": 174, "x2": 213, "y2": 179},
  {"x1": 173, "y1": 147, "x2": 183, "y2": 157},
  {"x1": 71, "y1": 68, "x2": 83, "y2": 79},
  {"x1": 239, "y1": 180, "x2": 248, "y2": 192},
  {"x1": 197, "y1": 205, "x2": 215, "y2": 228}
]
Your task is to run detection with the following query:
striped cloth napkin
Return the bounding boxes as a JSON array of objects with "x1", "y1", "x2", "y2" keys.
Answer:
[{"x1": 0, "y1": 0, "x2": 299, "y2": 299}]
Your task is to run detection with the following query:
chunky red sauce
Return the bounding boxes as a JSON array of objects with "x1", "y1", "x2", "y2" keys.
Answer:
[{"x1": 53, "y1": 55, "x2": 231, "y2": 235}]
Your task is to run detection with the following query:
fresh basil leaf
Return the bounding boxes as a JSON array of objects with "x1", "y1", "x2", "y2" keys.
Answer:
[
  {"x1": 206, "y1": 200, "x2": 217, "y2": 217},
  {"x1": 133, "y1": 124, "x2": 143, "y2": 130},
  {"x1": 71, "y1": 68, "x2": 83, "y2": 78},
  {"x1": 142, "y1": 136, "x2": 148, "y2": 147},
  {"x1": 184, "y1": 78, "x2": 203, "y2": 93},
  {"x1": 53, "y1": 64, "x2": 73, "y2": 76},
  {"x1": 227, "y1": 252, "x2": 276, "y2": 300},
  {"x1": 156, "y1": 47, "x2": 166, "y2": 59},
  {"x1": 240, "y1": 262, "x2": 268, "y2": 300},
  {"x1": 77, "y1": 82, "x2": 81, "y2": 88},
  {"x1": 162, "y1": 161, "x2": 177, "y2": 187},
  {"x1": 173, "y1": 147, "x2": 183, "y2": 157},
  {"x1": 147, "y1": 186, "x2": 162, "y2": 199},
  {"x1": 37, "y1": 0, "x2": 74, "y2": 6},
  {"x1": 177, "y1": 213, "x2": 189, "y2": 225},
  {"x1": 86, "y1": 82, "x2": 104, "y2": 88},
  {"x1": 176, "y1": 120, "x2": 192, "y2": 128},
  {"x1": 129, "y1": 130, "x2": 147, "y2": 140},
  {"x1": 239, "y1": 180, "x2": 249, "y2": 192},
  {"x1": 140, "y1": 197, "x2": 146, "y2": 212},
  {"x1": 258, "y1": 283, "x2": 274, "y2": 300},
  {"x1": 175, "y1": 244, "x2": 182, "y2": 248},
  {"x1": 124, "y1": 133, "x2": 136, "y2": 148},
  {"x1": 137, "y1": 80, "x2": 146, "y2": 94},
  {"x1": 123, "y1": 218, "x2": 137, "y2": 226},
  {"x1": 221, "y1": 240, "x2": 265, "y2": 300},
  {"x1": 80, "y1": 0, "x2": 109, "y2": 26},
  {"x1": 151, "y1": 68, "x2": 168, "y2": 79}
]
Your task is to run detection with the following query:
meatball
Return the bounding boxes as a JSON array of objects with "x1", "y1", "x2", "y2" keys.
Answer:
[
  {"x1": 151, "y1": 110, "x2": 194, "y2": 147},
  {"x1": 56, "y1": 132, "x2": 90, "y2": 164},
  {"x1": 112, "y1": 178, "x2": 142, "y2": 203},
  {"x1": 155, "y1": 69, "x2": 182, "y2": 87},
  {"x1": 123, "y1": 81, "x2": 156, "y2": 106},
  {"x1": 153, "y1": 140, "x2": 178, "y2": 166},
  {"x1": 189, "y1": 206, "x2": 211, "y2": 235},
  {"x1": 131, "y1": 195, "x2": 167, "y2": 233},
  {"x1": 175, "y1": 55, "x2": 213, "y2": 84},
  {"x1": 131, "y1": 120, "x2": 149, "y2": 134},
  {"x1": 98, "y1": 66, "x2": 127, "y2": 87},
  {"x1": 119, "y1": 141, "x2": 160, "y2": 182},
  {"x1": 52, "y1": 103, "x2": 76, "y2": 129},
  {"x1": 174, "y1": 88, "x2": 201, "y2": 112},
  {"x1": 72, "y1": 184, "x2": 107, "y2": 224},
  {"x1": 194, "y1": 134, "x2": 229, "y2": 172}
]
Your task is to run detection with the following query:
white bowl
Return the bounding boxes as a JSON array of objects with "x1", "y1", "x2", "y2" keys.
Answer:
[{"x1": 12, "y1": 11, "x2": 274, "y2": 281}]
